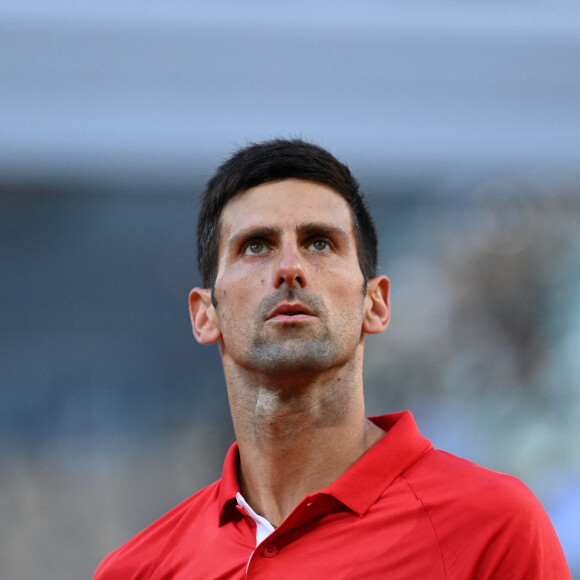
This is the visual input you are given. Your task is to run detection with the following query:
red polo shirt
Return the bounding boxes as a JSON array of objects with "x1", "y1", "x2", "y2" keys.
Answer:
[{"x1": 94, "y1": 411, "x2": 571, "y2": 579}]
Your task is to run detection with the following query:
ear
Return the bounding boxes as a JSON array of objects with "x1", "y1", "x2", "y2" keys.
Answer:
[
  {"x1": 189, "y1": 288, "x2": 221, "y2": 345},
  {"x1": 362, "y1": 276, "x2": 390, "y2": 335}
]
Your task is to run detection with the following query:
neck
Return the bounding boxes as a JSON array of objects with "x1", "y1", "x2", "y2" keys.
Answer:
[{"x1": 223, "y1": 353, "x2": 384, "y2": 527}]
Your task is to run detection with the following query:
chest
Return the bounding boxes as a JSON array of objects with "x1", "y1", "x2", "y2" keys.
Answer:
[{"x1": 148, "y1": 486, "x2": 446, "y2": 580}]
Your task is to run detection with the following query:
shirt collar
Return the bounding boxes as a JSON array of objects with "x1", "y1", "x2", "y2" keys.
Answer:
[
  {"x1": 218, "y1": 441, "x2": 242, "y2": 526},
  {"x1": 218, "y1": 410, "x2": 433, "y2": 525},
  {"x1": 323, "y1": 411, "x2": 433, "y2": 516}
]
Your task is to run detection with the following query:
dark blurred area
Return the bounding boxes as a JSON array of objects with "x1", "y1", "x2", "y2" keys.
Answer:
[{"x1": 2, "y1": 2, "x2": 580, "y2": 578}]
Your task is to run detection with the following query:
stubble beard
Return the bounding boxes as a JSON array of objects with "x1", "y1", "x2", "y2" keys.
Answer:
[
  {"x1": 247, "y1": 326, "x2": 338, "y2": 374},
  {"x1": 232, "y1": 287, "x2": 348, "y2": 375},
  {"x1": 246, "y1": 285, "x2": 363, "y2": 375}
]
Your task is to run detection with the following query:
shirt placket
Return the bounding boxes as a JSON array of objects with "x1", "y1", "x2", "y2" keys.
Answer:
[{"x1": 244, "y1": 493, "x2": 344, "y2": 578}]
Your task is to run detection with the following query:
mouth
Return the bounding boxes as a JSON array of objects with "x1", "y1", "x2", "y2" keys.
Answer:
[{"x1": 266, "y1": 303, "x2": 316, "y2": 322}]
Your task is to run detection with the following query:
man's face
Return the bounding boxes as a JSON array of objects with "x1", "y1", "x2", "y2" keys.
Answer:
[{"x1": 211, "y1": 178, "x2": 370, "y2": 375}]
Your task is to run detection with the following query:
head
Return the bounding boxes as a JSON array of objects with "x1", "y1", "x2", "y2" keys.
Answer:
[{"x1": 197, "y1": 138, "x2": 378, "y2": 292}]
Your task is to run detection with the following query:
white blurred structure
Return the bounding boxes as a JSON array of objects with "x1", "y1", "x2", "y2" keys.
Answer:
[{"x1": 2, "y1": 1, "x2": 580, "y2": 185}]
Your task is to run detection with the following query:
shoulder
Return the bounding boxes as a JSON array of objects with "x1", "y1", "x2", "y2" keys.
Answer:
[
  {"x1": 404, "y1": 448, "x2": 534, "y2": 509},
  {"x1": 402, "y1": 449, "x2": 570, "y2": 578},
  {"x1": 94, "y1": 480, "x2": 221, "y2": 580},
  {"x1": 403, "y1": 447, "x2": 553, "y2": 532}
]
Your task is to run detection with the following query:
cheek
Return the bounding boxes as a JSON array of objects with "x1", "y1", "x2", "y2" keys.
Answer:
[
  {"x1": 330, "y1": 285, "x2": 366, "y2": 321},
  {"x1": 214, "y1": 279, "x2": 259, "y2": 325}
]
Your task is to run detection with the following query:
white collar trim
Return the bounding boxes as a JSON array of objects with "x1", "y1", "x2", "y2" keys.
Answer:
[{"x1": 236, "y1": 491, "x2": 276, "y2": 546}]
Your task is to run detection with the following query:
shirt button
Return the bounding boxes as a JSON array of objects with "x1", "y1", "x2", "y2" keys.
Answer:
[{"x1": 262, "y1": 544, "x2": 278, "y2": 558}]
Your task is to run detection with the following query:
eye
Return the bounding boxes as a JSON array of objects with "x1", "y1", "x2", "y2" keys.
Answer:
[
  {"x1": 244, "y1": 241, "x2": 268, "y2": 255},
  {"x1": 309, "y1": 239, "x2": 331, "y2": 252}
]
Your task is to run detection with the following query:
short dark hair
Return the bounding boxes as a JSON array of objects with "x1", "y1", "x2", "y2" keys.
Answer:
[{"x1": 197, "y1": 138, "x2": 378, "y2": 289}]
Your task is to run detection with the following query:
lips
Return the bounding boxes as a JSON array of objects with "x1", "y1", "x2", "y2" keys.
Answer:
[{"x1": 266, "y1": 303, "x2": 315, "y2": 322}]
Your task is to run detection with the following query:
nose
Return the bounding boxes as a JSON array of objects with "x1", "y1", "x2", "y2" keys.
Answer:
[{"x1": 273, "y1": 241, "x2": 307, "y2": 289}]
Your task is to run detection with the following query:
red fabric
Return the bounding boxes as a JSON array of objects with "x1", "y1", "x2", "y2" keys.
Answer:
[{"x1": 94, "y1": 411, "x2": 571, "y2": 579}]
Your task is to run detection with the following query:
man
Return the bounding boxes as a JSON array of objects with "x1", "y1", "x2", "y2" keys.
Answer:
[{"x1": 95, "y1": 139, "x2": 571, "y2": 578}]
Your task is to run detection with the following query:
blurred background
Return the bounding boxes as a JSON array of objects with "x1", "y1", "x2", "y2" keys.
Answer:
[{"x1": 2, "y1": 1, "x2": 580, "y2": 577}]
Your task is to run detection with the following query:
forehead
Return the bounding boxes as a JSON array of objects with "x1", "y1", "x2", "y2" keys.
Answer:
[{"x1": 219, "y1": 179, "x2": 355, "y2": 239}]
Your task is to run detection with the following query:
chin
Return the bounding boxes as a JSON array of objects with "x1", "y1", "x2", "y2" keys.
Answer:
[{"x1": 247, "y1": 340, "x2": 338, "y2": 375}]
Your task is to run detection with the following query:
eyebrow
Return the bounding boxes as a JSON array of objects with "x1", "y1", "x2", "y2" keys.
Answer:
[
  {"x1": 297, "y1": 222, "x2": 350, "y2": 245},
  {"x1": 227, "y1": 222, "x2": 350, "y2": 251},
  {"x1": 227, "y1": 226, "x2": 281, "y2": 252}
]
